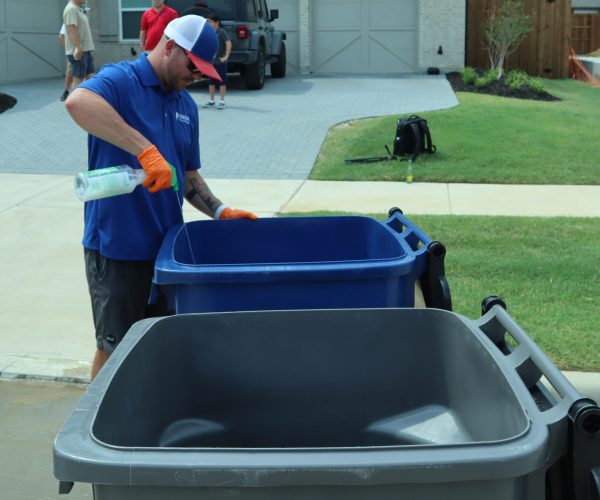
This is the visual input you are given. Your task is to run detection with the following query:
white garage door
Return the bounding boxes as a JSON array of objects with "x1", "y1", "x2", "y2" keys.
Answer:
[
  {"x1": 0, "y1": 0, "x2": 64, "y2": 83},
  {"x1": 268, "y1": 0, "x2": 300, "y2": 73},
  {"x1": 312, "y1": 0, "x2": 417, "y2": 74}
]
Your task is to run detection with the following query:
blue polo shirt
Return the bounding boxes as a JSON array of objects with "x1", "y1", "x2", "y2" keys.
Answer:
[{"x1": 79, "y1": 54, "x2": 200, "y2": 261}]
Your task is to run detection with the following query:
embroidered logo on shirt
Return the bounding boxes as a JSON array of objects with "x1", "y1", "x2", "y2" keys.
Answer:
[{"x1": 175, "y1": 111, "x2": 190, "y2": 125}]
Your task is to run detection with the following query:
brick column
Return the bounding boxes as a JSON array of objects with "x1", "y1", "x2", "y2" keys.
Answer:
[
  {"x1": 298, "y1": 0, "x2": 311, "y2": 73},
  {"x1": 419, "y1": 0, "x2": 466, "y2": 72}
]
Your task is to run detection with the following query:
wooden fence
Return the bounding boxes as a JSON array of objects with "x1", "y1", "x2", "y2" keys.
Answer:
[
  {"x1": 570, "y1": 14, "x2": 600, "y2": 54},
  {"x1": 466, "y1": 0, "x2": 599, "y2": 79}
]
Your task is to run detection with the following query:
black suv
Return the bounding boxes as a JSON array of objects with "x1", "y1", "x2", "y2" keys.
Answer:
[{"x1": 168, "y1": 0, "x2": 286, "y2": 90}]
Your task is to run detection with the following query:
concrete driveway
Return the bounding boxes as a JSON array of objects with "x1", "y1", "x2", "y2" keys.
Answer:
[{"x1": 0, "y1": 74, "x2": 458, "y2": 179}]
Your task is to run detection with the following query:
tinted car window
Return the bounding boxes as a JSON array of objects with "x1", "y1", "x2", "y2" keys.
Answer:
[
  {"x1": 169, "y1": 1, "x2": 240, "y2": 19},
  {"x1": 260, "y1": 0, "x2": 269, "y2": 18},
  {"x1": 207, "y1": 0, "x2": 238, "y2": 19},
  {"x1": 245, "y1": 0, "x2": 257, "y2": 21}
]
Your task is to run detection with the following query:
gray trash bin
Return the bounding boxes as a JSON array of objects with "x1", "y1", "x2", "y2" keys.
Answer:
[{"x1": 53, "y1": 307, "x2": 600, "y2": 500}]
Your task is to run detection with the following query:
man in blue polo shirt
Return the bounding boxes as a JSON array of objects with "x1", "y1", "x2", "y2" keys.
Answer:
[{"x1": 65, "y1": 15, "x2": 257, "y2": 379}]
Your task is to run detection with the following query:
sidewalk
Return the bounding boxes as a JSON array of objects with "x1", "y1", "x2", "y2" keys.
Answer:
[
  {"x1": 0, "y1": 173, "x2": 599, "y2": 401},
  {"x1": 283, "y1": 180, "x2": 600, "y2": 217}
]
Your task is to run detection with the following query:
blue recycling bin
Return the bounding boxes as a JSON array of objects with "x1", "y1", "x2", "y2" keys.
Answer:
[{"x1": 152, "y1": 210, "x2": 447, "y2": 314}]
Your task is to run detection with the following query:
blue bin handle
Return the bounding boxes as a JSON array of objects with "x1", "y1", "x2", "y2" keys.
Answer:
[
  {"x1": 384, "y1": 207, "x2": 431, "y2": 257},
  {"x1": 385, "y1": 208, "x2": 452, "y2": 310}
]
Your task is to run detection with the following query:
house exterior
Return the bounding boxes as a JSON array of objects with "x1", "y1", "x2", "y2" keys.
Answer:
[
  {"x1": 269, "y1": 0, "x2": 465, "y2": 74},
  {"x1": 572, "y1": 0, "x2": 600, "y2": 13},
  {"x1": 0, "y1": 0, "x2": 466, "y2": 84}
]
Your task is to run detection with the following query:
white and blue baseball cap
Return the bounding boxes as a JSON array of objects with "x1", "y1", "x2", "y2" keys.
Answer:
[{"x1": 164, "y1": 15, "x2": 221, "y2": 81}]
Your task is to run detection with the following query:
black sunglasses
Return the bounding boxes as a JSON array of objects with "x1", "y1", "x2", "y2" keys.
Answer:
[{"x1": 176, "y1": 45, "x2": 202, "y2": 75}]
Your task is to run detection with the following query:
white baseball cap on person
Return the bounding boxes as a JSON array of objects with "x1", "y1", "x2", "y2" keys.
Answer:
[{"x1": 164, "y1": 15, "x2": 221, "y2": 81}]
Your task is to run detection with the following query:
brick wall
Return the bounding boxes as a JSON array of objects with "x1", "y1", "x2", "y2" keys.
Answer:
[
  {"x1": 86, "y1": 1, "x2": 138, "y2": 70},
  {"x1": 419, "y1": 0, "x2": 466, "y2": 72},
  {"x1": 93, "y1": 41, "x2": 139, "y2": 71}
]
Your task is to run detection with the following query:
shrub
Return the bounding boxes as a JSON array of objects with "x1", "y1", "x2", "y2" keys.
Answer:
[
  {"x1": 474, "y1": 77, "x2": 489, "y2": 88},
  {"x1": 484, "y1": 68, "x2": 500, "y2": 82},
  {"x1": 505, "y1": 70, "x2": 529, "y2": 89},
  {"x1": 529, "y1": 77, "x2": 545, "y2": 93},
  {"x1": 472, "y1": 69, "x2": 500, "y2": 89},
  {"x1": 462, "y1": 66, "x2": 477, "y2": 85}
]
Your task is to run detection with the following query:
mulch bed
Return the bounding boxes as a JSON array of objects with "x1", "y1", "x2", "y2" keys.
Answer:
[
  {"x1": 0, "y1": 92, "x2": 17, "y2": 113},
  {"x1": 446, "y1": 71, "x2": 560, "y2": 102}
]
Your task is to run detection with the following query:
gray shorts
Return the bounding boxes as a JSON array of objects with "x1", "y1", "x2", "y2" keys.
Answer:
[
  {"x1": 84, "y1": 249, "x2": 168, "y2": 353},
  {"x1": 67, "y1": 51, "x2": 95, "y2": 79}
]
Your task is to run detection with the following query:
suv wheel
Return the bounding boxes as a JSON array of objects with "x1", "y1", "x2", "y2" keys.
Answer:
[
  {"x1": 244, "y1": 46, "x2": 266, "y2": 90},
  {"x1": 271, "y1": 43, "x2": 286, "y2": 78}
]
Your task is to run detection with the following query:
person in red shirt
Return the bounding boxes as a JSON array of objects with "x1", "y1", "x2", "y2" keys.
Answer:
[{"x1": 140, "y1": 0, "x2": 178, "y2": 52}]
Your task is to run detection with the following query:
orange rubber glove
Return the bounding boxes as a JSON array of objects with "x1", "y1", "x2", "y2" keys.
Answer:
[
  {"x1": 137, "y1": 145, "x2": 173, "y2": 193},
  {"x1": 219, "y1": 207, "x2": 258, "y2": 220}
]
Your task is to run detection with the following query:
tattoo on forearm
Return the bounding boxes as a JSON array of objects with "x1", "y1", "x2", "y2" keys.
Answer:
[
  {"x1": 185, "y1": 187, "x2": 199, "y2": 200},
  {"x1": 185, "y1": 177, "x2": 222, "y2": 215}
]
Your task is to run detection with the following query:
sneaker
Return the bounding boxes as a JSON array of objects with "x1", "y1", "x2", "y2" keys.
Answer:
[
  {"x1": 203, "y1": 100, "x2": 215, "y2": 108},
  {"x1": 217, "y1": 101, "x2": 226, "y2": 109},
  {"x1": 60, "y1": 90, "x2": 69, "y2": 101}
]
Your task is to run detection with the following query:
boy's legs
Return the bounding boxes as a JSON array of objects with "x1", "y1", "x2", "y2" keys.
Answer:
[
  {"x1": 206, "y1": 64, "x2": 227, "y2": 107},
  {"x1": 215, "y1": 63, "x2": 228, "y2": 107},
  {"x1": 204, "y1": 80, "x2": 218, "y2": 107}
]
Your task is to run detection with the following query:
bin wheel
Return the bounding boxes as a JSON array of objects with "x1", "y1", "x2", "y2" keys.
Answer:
[
  {"x1": 388, "y1": 207, "x2": 403, "y2": 217},
  {"x1": 481, "y1": 296, "x2": 507, "y2": 315}
]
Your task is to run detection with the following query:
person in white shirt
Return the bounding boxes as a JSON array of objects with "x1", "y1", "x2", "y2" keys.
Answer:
[{"x1": 58, "y1": 23, "x2": 73, "y2": 101}]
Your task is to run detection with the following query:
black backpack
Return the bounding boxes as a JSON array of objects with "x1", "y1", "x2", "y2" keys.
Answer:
[
  {"x1": 345, "y1": 115, "x2": 436, "y2": 164},
  {"x1": 393, "y1": 115, "x2": 436, "y2": 161}
]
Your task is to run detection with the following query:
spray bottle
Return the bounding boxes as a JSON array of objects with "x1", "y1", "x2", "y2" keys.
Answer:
[{"x1": 75, "y1": 165, "x2": 177, "y2": 201}]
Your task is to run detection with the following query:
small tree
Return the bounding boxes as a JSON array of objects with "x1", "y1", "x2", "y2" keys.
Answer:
[{"x1": 482, "y1": 0, "x2": 534, "y2": 80}]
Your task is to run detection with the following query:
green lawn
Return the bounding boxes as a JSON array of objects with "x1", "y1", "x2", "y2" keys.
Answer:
[
  {"x1": 310, "y1": 79, "x2": 600, "y2": 184},
  {"x1": 283, "y1": 212, "x2": 600, "y2": 372},
  {"x1": 302, "y1": 78, "x2": 600, "y2": 371}
]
